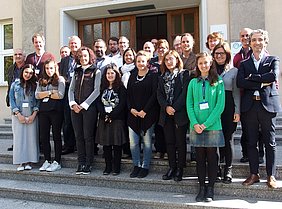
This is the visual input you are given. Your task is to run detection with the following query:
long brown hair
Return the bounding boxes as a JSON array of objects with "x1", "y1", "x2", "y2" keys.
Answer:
[
  {"x1": 195, "y1": 52, "x2": 218, "y2": 86},
  {"x1": 20, "y1": 64, "x2": 37, "y2": 94},
  {"x1": 100, "y1": 63, "x2": 123, "y2": 92},
  {"x1": 160, "y1": 50, "x2": 183, "y2": 74},
  {"x1": 39, "y1": 59, "x2": 60, "y2": 87}
]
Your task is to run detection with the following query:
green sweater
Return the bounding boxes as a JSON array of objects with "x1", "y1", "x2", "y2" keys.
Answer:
[{"x1": 186, "y1": 77, "x2": 225, "y2": 131}]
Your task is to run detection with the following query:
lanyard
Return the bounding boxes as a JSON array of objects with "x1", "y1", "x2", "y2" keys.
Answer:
[
  {"x1": 34, "y1": 53, "x2": 44, "y2": 68},
  {"x1": 202, "y1": 80, "x2": 206, "y2": 101}
]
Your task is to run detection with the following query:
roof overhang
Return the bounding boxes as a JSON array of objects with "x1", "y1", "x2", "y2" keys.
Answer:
[{"x1": 62, "y1": 0, "x2": 200, "y2": 20}]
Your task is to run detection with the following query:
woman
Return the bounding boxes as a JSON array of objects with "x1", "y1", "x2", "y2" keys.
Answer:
[
  {"x1": 68, "y1": 46, "x2": 101, "y2": 175},
  {"x1": 205, "y1": 32, "x2": 224, "y2": 54},
  {"x1": 119, "y1": 48, "x2": 137, "y2": 159},
  {"x1": 9, "y1": 64, "x2": 39, "y2": 171},
  {"x1": 96, "y1": 64, "x2": 127, "y2": 175},
  {"x1": 127, "y1": 50, "x2": 159, "y2": 178},
  {"x1": 120, "y1": 48, "x2": 136, "y2": 88},
  {"x1": 213, "y1": 42, "x2": 240, "y2": 183},
  {"x1": 186, "y1": 52, "x2": 225, "y2": 202},
  {"x1": 157, "y1": 50, "x2": 190, "y2": 181},
  {"x1": 150, "y1": 39, "x2": 169, "y2": 159},
  {"x1": 35, "y1": 60, "x2": 65, "y2": 172}
]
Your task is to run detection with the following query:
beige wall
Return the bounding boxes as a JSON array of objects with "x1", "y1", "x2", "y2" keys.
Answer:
[
  {"x1": 265, "y1": 0, "x2": 282, "y2": 104},
  {"x1": 206, "y1": 0, "x2": 229, "y2": 40},
  {"x1": 45, "y1": 0, "x2": 109, "y2": 61},
  {"x1": 0, "y1": 0, "x2": 22, "y2": 122},
  {"x1": 0, "y1": 0, "x2": 23, "y2": 49}
]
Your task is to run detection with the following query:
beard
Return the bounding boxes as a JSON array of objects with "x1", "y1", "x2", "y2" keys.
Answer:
[{"x1": 110, "y1": 48, "x2": 118, "y2": 54}]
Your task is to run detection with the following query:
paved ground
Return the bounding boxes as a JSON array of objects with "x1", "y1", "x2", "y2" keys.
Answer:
[{"x1": 0, "y1": 197, "x2": 101, "y2": 209}]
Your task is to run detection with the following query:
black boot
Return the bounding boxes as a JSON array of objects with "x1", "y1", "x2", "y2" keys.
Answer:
[
  {"x1": 174, "y1": 167, "x2": 183, "y2": 182},
  {"x1": 195, "y1": 186, "x2": 206, "y2": 202},
  {"x1": 162, "y1": 168, "x2": 176, "y2": 180},
  {"x1": 223, "y1": 166, "x2": 232, "y2": 184},
  {"x1": 205, "y1": 186, "x2": 214, "y2": 202},
  {"x1": 103, "y1": 163, "x2": 112, "y2": 175},
  {"x1": 216, "y1": 165, "x2": 222, "y2": 182}
]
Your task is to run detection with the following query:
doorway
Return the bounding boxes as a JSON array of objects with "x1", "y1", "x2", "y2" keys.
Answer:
[{"x1": 136, "y1": 14, "x2": 167, "y2": 51}]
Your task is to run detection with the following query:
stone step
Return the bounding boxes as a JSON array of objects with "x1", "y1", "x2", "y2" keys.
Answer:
[
  {"x1": 0, "y1": 197, "x2": 99, "y2": 209},
  {"x1": 0, "y1": 138, "x2": 281, "y2": 180},
  {"x1": 234, "y1": 124, "x2": 282, "y2": 136},
  {"x1": 0, "y1": 164, "x2": 281, "y2": 208},
  {"x1": 0, "y1": 148, "x2": 281, "y2": 180},
  {"x1": 4, "y1": 118, "x2": 11, "y2": 124},
  {"x1": 0, "y1": 124, "x2": 12, "y2": 132}
]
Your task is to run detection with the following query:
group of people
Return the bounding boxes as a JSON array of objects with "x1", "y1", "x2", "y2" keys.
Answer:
[{"x1": 7, "y1": 27, "x2": 280, "y2": 203}]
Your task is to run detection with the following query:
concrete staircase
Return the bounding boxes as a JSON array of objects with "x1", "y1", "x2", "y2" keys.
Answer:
[{"x1": 0, "y1": 118, "x2": 282, "y2": 208}]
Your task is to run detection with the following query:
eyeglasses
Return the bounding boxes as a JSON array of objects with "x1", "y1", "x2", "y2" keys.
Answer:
[
  {"x1": 14, "y1": 53, "x2": 23, "y2": 56},
  {"x1": 241, "y1": 34, "x2": 249, "y2": 38},
  {"x1": 214, "y1": 52, "x2": 226, "y2": 56}
]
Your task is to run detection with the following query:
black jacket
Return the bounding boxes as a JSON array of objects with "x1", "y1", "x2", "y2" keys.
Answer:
[{"x1": 157, "y1": 70, "x2": 190, "y2": 127}]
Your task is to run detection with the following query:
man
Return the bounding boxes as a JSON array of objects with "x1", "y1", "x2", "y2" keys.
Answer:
[
  {"x1": 6, "y1": 48, "x2": 26, "y2": 151},
  {"x1": 233, "y1": 28, "x2": 253, "y2": 68},
  {"x1": 180, "y1": 33, "x2": 196, "y2": 162},
  {"x1": 59, "y1": 46, "x2": 71, "y2": 59},
  {"x1": 234, "y1": 28, "x2": 264, "y2": 164},
  {"x1": 180, "y1": 33, "x2": 196, "y2": 73},
  {"x1": 237, "y1": 29, "x2": 281, "y2": 189},
  {"x1": 93, "y1": 39, "x2": 116, "y2": 75},
  {"x1": 107, "y1": 37, "x2": 120, "y2": 58},
  {"x1": 25, "y1": 33, "x2": 55, "y2": 77},
  {"x1": 59, "y1": 35, "x2": 81, "y2": 155},
  {"x1": 151, "y1": 38, "x2": 158, "y2": 57},
  {"x1": 173, "y1": 35, "x2": 182, "y2": 55},
  {"x1": 143, "y1": 41, "x2": 155, "y2": 59},
  {"x1": 115, "y1": 36, "x2": 129, "y2": 67}
]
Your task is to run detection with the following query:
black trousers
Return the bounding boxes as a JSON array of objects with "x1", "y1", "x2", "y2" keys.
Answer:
[
  {"x1": 241, "y1": 101, "x2": 276, "y2": 176},
  {"x1": 103, "y1": 145, "x2": 122, "y2": 172},
  {"x1": 39, "y1": 110, "x2": 63, "y2": 163},
  {"x1": 240, "y1": 119, "x2": 265, "y2": 158},
  {"x1": 196, "y1": 147, "x2": 217, "y2": 187},
  {"x1": 62, "y1": 85, "x2": 76, "y2": 149},
  {"x1": 154, "y1": 124, "x2": 166, "y2": 153},
  {"x1": 71, "y1": 105, "x2": 98, "y2": 166},
  {"x1": 163, "y1": 117, "x2": 187, "y2": 169}
]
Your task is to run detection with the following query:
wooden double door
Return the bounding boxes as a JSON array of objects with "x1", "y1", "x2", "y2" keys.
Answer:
[{"x1": 79, "y1": 7, "x2": 199, "y2": 53}]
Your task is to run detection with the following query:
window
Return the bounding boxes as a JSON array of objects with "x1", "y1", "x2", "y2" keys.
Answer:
[
  {"x1": 167, "y1": 8, "x2": 199, "y2": 53},
  {"x1": 0, "y1": 21, "x2": 13, "y2": 85},
  {"x1": 79, "y1": 15, "x2": 135, "y2": 49}
]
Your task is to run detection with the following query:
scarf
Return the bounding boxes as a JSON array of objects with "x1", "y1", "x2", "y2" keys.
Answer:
[
  {"x1": 120, "y1": 63, "x2": 135, "y2": 75},
  {"x1": 163, "y1": 69, "x2": 179, "y2": 105}
]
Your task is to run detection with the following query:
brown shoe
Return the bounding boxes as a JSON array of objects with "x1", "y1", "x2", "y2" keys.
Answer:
[
  {"x1": 267, "y1": 176, "x2": 277, "y2": 189},
  {"x1": 242, "y1": 174, "x2": 260, "y2": 186}
]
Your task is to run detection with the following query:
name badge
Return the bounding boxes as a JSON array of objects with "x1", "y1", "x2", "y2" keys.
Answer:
[
  {"x1": 105, "y1": 106, "x2": 113, "y2": 113},
  {"x1": 22, "y1": 102, "x2": 29, "y2": 108},
  {"x1": 199, "y1": 102, "x2": 209, "y2": 110},
  {"x1": 70, "y1": 72, "x2": 74, "y2": 77},
  {"x1": 35, "y1": 69, "x2": 40, "y2": 74},
  {"x1": 42, "y1": 98, "x2": 49, "y2": 103}
]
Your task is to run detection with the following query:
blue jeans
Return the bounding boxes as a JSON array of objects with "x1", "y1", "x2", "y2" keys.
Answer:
[{"x1": 129, "y1": 125, "x2": 154, "y2": 169}]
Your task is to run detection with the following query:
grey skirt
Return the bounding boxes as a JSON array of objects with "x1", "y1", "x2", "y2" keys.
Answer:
[{"x1": 189, "y1": 130, "x2": 225, "y2": 147}]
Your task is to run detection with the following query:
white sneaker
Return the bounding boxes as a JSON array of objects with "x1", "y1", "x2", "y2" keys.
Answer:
[
  {"x1": 17, "y1": 165, "x2": 24, "y2": 171},
  {"x1": 46, "y1": 161, "x2": 61, "y2": 172},
  {"x1": 39, "y1": 160, "x2": 51, "y2": 171},
  {"x1": 24, "y1": 164, "x2": 32, "y2": 170}
]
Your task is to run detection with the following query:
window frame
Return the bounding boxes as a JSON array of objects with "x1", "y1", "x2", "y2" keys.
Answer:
[{"x1": 0, "y1": 20, "x2": 13, "y2": 86}]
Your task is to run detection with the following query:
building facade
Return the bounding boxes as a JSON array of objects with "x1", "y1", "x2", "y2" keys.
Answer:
[{"x1": 0, "y1": 0, "x2": 281, "y2": 121}]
